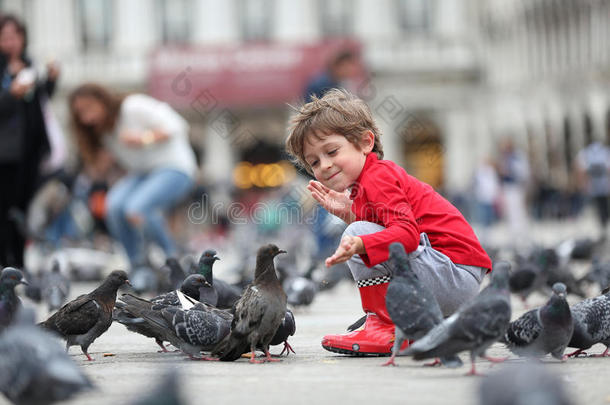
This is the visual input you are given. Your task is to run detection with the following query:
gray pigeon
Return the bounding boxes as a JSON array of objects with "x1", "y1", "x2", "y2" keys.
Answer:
[
  {"x1": 132, "y1": 301, "x2": 232, "y2": 359},
  {"x1": 113, "y1": 274, "x2": 210, "y2": 352},
  {"x1": 0, "y1": 307, "x2": 92, "y2": 405},
  {"x1": 278, "y1": 266, "x2": 317, "y2": 308},
  {"x1": 383, "y1": 243, "x2": 462, "y2": 368},
  {"x1": 402, "y1": 261, "x2": 512, "y2": 375},
  {"x1": 160, "y1": 302, "x2": 233, "y2": 357},
  {"x1": 479, "y1": 361, "x2": 574, "y2": 405},
  {"x1": 501, "y1": 283, "x2": 573, "y2": 360},
  {"x1": 39, "y1": 270, "x2": 130, "y2": 360},
  {"x1": 212, "y1": 244, "x2": 287, "y2": 363},
  {"x1": 567, "y1": 287, "x2": 610, "y2": 357},
  {"x1": 127, "y1": 370, "x2": 185, "y2": 405},
  {"x1": 0, "y1": 267, "x2": 28, "y2": 332},
  {"x1": 41, "y1": 259, "x2": 70, "y2": 312},
  {"x1": 196, "y1": 250, "x2": 242, "y2": 309}
]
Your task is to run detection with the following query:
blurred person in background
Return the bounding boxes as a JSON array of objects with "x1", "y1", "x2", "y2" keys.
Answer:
[
  {"x1": 576, "y1": 139, "x2": 610, "y2": 241},
  {"x1": 497, "y1": 137, "x2": 530, "y2": 248},
  {"x1": 471, "y1": 157, "x2": 500, "y2": 245},
  {"x1": 0, "y1": 14, "x2": 60, "y2": 267},
  {"x1": 69, "y1": 83, "x2": 197, "y2": 270},
  {"x1": 304, "y1": 48, "x2": 359, "y2": 102}
]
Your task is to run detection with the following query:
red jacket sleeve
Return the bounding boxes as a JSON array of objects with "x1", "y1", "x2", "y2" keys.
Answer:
[{"x1": 356, "y1": 173, "x2": 420, "y2": 267}]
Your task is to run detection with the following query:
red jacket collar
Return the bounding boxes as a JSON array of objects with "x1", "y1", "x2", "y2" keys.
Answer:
[{"x1": 350, "y1": 153, "x2": 379, "y2": 200}]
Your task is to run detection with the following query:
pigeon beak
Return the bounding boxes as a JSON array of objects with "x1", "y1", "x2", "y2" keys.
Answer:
[
  {"x1": 214, "y1": 257, "x2": 220, "y2": 261},
  {"x1": 20, "y1": 279, "x2": 29, "y2": 286},
  {"x1": 278, "y1": 250, "x2": 287, "y2": 255},
  {"x1": 125, "y1": 280, "x2": 132, "y2": 286},
  {"x1": 202, "y1": 279, "x2": 212, "y2": 287}
]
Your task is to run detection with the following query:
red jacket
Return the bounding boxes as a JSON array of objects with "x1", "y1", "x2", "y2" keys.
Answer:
[{"x1": 350, "y1": 153, "x2": 492, "y2": 270}]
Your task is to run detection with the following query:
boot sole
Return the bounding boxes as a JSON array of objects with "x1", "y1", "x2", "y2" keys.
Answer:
[{"x1": 322, "y1": 344, "x2": 391, "y2": 357}]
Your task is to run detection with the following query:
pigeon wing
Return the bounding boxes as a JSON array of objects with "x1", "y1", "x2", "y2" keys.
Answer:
[
  {"x1": 46, "y1": 294, "x2": 101, "y2": 335},
  {"x1": 503, "y1": 309, "x2": 542, "y2": 348}
]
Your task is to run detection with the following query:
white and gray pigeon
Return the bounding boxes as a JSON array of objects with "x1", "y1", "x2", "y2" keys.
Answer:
[
  {"x1": 113, "y1": 274, "x2": 210, "y2": 352},
  {"x1": 567, "y1": 287, "x2": 610, "y2": 357},
  {"x1": 382, "y1": 243, "x2": 462, "y2": 368},
  {"x1": 41, "y1": 259, "x2": 71, "y2": 312},
  {"x1": 0, "y1": 307, "x2": 92, "y2": 405},
  {"x1": 0, "y1": 267, "x2": 28, "y2": 332},
  {"x1": 501, "y1": 283, "x2": 573, "y2": 360},
  {"x1": 479, "y1": 361, "x2": 574, "y2": 405},
  {"x1": 403, "y1": 261, "x2": 512, "y2": 376}
]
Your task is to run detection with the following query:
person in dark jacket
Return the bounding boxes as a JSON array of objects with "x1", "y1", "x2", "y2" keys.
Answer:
[{"x1": 0, "y1": 14, "x2": 59, "y2": 266}]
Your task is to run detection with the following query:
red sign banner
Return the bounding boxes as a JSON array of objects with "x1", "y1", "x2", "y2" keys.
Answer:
[{"x1": 148, "y1": 39, "x2": 364, "y2": 108}]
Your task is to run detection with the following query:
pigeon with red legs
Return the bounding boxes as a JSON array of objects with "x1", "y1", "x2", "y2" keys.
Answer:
[
  {"x1": 402, "y1": 261, "x2": 511, "y2": 376},
  {"x1": 39, "y1": 270, "x2": 130, "y2": 361}
]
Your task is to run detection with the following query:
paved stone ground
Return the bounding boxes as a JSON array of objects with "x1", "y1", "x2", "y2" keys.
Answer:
[
  {"x1": 2, "y1": 212, "x2": 610, "y2": 405},
  {"x1": 2, "y1": 279, "x2": 610, "y2": 405}
]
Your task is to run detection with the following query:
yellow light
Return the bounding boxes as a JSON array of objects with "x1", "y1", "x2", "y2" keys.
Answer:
[
  {"x1": 233, "y1": 162, "x2": 253, "y2": 189},
  {"x1": 261, "y1": 163, "x2": 285, "y2": 187}
]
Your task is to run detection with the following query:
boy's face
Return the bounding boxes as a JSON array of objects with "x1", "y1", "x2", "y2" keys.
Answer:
[{"x1": 303, "y1": 132, "x2": 373, "y2": 192}]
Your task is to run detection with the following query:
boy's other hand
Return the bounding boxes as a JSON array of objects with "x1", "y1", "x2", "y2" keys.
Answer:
[
  {"x1": 307, "y1": 180, "x2": 355, "y2": 223},
  {"x1": 325, "y1": 236, "x2": 364, "y2": 267}
]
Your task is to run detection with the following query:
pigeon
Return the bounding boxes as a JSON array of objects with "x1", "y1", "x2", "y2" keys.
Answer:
[
  {"x1": 509, "y1": 260, "x2": 547, "y2": 307},
  {"x1": 501, "y1": 283, "x2": 573, "y2": 360},
  {"x1": 113, "y1": 274, "x2": 210, "y2": 352},
  {"x1": 267, "y1": 308, "x2": 296, "y2": 356},
  {"x1": 0, "y1": 267, "x2": 28, "y2": 332},
  {"x1": 21, "y1": 266, "x2": 43, "y2": 303},
  {"x1": 157, "y1": 302, "x2": 233, "y2": 358},
  {"x1": 129, "y1": 264, "x2": 158, "y2": 295},
  {"x1": 278, "y1": 266, "x2": 317, "y2": 308},
  {"x1": 566, "y1": 287, "x2": 610, "y2": 357},
  {"x1": 213, "y1": 244, "x2": 287, "y2": 363},
  {"x1": 478, "y1": 360, "x2": 574, "y2": 405},
  {"x1": 196, "y1": 249, "x2": 242, "y2": 309},
  {"x1": 579, "y1": 257, "x2": 610, "y2": 294},
  {"x1": 156, "y1": 257, "x2": 188, "y2": 293},
  {"x1": 0, "y1": 307, "x2": 92, "y2": 405},
  {"x1": 39, "y1": 270, "x2": 130, "y2": 360},
  {"x1": 382, "y1": 243, "x2": 462, "y2": 368},
  {"x1": 41, "y1": 259, "x2": 71, "y2": 312},
  {"x1": 126, "y1": 370, "x2": 185, "y2": 405},
  {"x1": 402, "y1": 261, "x2": 512, "y2": 376}
]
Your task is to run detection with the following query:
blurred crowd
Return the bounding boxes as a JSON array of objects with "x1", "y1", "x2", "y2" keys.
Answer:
[{"x1": 1, "y1": 12, "x2": 609, "y2": 284}]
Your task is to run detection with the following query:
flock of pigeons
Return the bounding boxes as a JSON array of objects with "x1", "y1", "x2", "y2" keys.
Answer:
[
  {"x1": 1, "y1": 236, "x2": 609, "y2": 404},
  {"x1": 0, "y1": 244, "x2": 297, "y2": 404}
]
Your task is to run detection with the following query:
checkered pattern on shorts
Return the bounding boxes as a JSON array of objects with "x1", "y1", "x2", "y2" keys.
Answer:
[{"x1": 356, "y1": 275, "x2": 392, "y2": 288}]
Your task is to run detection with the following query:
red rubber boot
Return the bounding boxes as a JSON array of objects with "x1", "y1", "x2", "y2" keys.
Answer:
[{"x1": 321, "y1": 281, "x2": 409, "y2": 356}]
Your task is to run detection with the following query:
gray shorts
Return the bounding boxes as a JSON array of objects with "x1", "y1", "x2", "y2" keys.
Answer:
[{"x1": 343, "y1": 221, "x2": 486, "y2": 317}]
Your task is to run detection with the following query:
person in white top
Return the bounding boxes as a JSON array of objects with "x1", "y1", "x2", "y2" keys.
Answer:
[{"x1": 69, "y1": 83, "x2": 197, "y2": 268}]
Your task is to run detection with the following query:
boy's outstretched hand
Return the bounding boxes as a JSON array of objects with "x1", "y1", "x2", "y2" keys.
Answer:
[
  {"x1": 307, "y1": 180, "x2": 356, "y2": 224},
  {"x1": 325, "y1": 235, "x2": 364, "y2": 267}
]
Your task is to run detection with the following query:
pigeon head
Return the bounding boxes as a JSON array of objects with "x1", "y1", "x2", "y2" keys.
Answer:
[
  {"x1": 0, "y1": 267, "x2": 28, "y2": 288},
  {"x1": 198, "y1": 249, "x2": 220, "y2": 285},
  {"x1": 107, "y1": 270, "x2": 131, "y2": 288},
  {"x1": 183, "y1": 274, "x2": 211, "y2": 289},
  {"x1": 258, "y1": 244, "x2": 286, "y2": 259},
  {"x1": 388, "y1": 243, "x2": 412, "y2": 276},
  {"x1": 489, "y1": 261, "x2": 511, "y2": 290},
  {"x1": 551, "y1": 282, "x2": 567, "y2": 298},
  {"x1": 254, "y1": 244, "x2": 286, "y2": 279}
]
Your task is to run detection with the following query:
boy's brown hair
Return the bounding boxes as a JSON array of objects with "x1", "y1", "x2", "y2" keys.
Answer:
[{"x1": 286, "y1": 89, "x2": 383, "y2": 174}]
